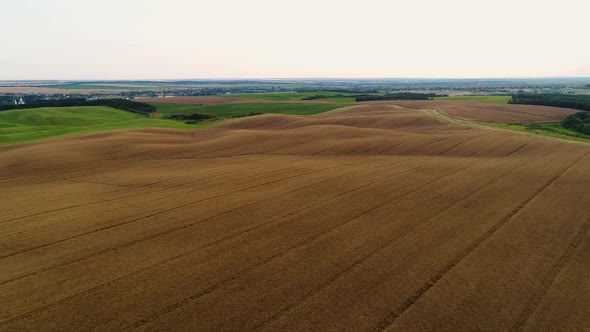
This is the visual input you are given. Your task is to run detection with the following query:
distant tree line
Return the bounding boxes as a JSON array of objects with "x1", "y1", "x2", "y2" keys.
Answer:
[
  {"x1": 296, "y1": 89, "x2": 380, "y2": 94},
  {"x1": 301, "y1": 94, "x2": 376, "y2": 100},
  {"x1": 231, "y1": 112, "x2": 262, "y2": 118},
  {"x1": 562, "y1": 112, "x2": 590, "y2": 135},
  {"x1": 0, "y1": 98, "x2": 87, "y2": 110},
  {"x1": 509, "y1": 94, "x2": 590, "y2": 112},
  {"x1": 0, "y1": 95, "x2": 16, "y2": 105},
  {"x1": 301, "y1": 95, "x2": 331, "y2": 100},
  {"x1": 166, "y1": 111, "x2": 262, "y2": 121},
  {"x1": 89, "y1": 99, "x2": 156, "y2": 115},
  {"x1": 0, "y1": 98, "x2": 156, "y2": 115},
  {"x1": 355, "y1": 93, "x2": 440, "y2": 102},
  {"x1": 165, "y1": 113, "x2": 213, "y2": 121}
]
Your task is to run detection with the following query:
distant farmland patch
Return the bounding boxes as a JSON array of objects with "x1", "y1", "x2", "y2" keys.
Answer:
[
  {"x1": 433, "y1": 95, "x2": 511, "y2": 104},
  {"x1": 149, "y1": 102, "x2": 349, "y2": 118},
  {"x1": 44, "y1": 84, "x2": 148, "y2": 91},
  {"x1": 228, "y1": 91, "x2": 375, "y2": 102}
]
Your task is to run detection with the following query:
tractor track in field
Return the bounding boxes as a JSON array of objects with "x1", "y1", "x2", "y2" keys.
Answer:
[
  {"x1": 2, "y1": 103, "x2": 589, "y2": 330},
  {"x1": 374, "y1": 151, "x2": 590, "y2": 331}
]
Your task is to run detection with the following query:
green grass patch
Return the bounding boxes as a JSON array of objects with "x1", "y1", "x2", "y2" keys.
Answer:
[
  {"x1": 0, "y1": 103, "x2": 350, "y2": 144},
  {"x1": 228, "y1": 91, "x2": 371, "y2": 101},
  {"x1": 148, "y1": 103, "x2": 206, "y2": 115},
  {"x1": 150, "y1": 103, "x2": 348, "y2": 117},
  {"x1": 486, "y1": 122, "x2": 590, "y2": 142},
  {"x1": 433, "y1": 95, "x2": 511, "y2": 104},
  {"x1": 0, "y1": 106, "x2": 204, "y2": 144},
  {"x1": 316, "y1": 97, "x2": 358, "y2": 102}
]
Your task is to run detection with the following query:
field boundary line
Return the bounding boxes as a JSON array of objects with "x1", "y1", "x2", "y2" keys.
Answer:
[{"x1": 416, "y1": 108, "x2": 460, "y2": 125}]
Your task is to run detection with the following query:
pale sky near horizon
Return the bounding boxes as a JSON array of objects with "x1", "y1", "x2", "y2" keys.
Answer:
[{"x1": 1, "y1": 0, "x2": 589, "y2": 80}]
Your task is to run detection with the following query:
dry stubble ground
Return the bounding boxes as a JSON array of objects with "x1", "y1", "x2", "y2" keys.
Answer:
[{"x1": 0, "y1": 103, "x2": 588, "y2": 331}]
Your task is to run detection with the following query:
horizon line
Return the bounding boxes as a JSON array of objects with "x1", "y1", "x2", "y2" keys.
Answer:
[{"x1": 2, "y1": 76, "x2": 590, "y2": 82}]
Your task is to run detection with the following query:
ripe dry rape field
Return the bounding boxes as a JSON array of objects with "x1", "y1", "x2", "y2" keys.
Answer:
[{"x1": 0, "y1": 103, "x2": 589, "y2": 331}]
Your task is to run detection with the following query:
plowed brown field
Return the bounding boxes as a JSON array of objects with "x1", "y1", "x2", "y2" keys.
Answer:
[{"x1": 1, "y1": 104, "x2": 589, "y2": 331}]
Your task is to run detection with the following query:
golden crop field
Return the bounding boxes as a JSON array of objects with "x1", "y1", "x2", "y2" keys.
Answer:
[{"x1": 1, "y1": 103, "x2": 588, "y2": 331}]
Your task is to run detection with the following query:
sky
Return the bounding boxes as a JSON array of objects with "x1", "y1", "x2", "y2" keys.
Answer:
[{"x1": 1, "y1": 0, "x2": 589, "y2": 80}]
